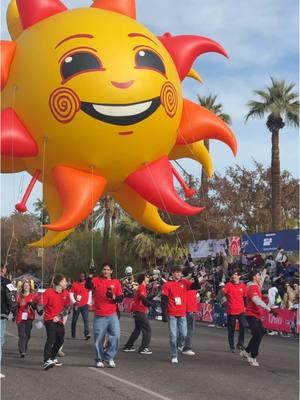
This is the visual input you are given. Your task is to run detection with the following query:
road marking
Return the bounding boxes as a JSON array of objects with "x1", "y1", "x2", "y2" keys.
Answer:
[{"x1": 89, "y1": 367, "x2": 173, "y2": 400}]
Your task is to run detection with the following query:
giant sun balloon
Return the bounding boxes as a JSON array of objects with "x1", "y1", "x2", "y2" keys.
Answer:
[{"x1": 1, "y1": 0, "x2": 237, "y2": 247}]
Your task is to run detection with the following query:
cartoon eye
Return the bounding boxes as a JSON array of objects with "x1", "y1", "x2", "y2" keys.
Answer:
[
  {"x1": 61, "y1": 52, "x2": 103, "y2": 81},
  {"x1": 135, "y1": 49, "x2": 166, "y2": 75}
]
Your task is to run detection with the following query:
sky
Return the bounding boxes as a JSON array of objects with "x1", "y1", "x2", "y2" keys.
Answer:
[{"x1": 1, "y1": 0, "x2": 299, "y2": 217}]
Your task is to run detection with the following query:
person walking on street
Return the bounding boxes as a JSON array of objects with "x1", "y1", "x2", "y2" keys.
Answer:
[
  {"x1": 86, "y1": 263, "x2": 123, "y2": 368},
  {"x1": 16, "y1": 280, "x2": 39, "y2": 357},
  {"x1": 41, "y1": 274, "x2": 71, "y2": 370},
  {"x1": 241, "y1": 269, "x2": 277, "y2": 367},
  {"x1": 161, "y1": 266, "x2": 200, "y2": 364},
  {"x1": 0, "y1": 264, "x2": 17, "y2": 378},
  {"x1": 223, "y1": 269, "x2": 247, "y2": 352},
  {"x1": 123, "y1": 274, "x2": 153, "y2": 355},
  {"x1": 70, "y1": 273, "x2": 91, "y2": 340}
]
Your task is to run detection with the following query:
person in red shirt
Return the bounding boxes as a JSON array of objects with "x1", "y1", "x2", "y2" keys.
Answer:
[
  {"x1": 85, "y1": 263, "x2": 123, "y2": 368},
  {"x1": 70, "y1": 273, "x2": 90, "y2": 340},
  {"x1": 16, "y1": 280, "x2": 38, "y2": 358},
  {"x1": 41, "y1": 274, "x2": 70, "y2": 370},
  {"x1": 241, "y1": 269, "x2": 277, "y2": 367},
  {"x1": 161, "y1": 266, "x2": 200, "y2": 364},
  {"x1": 123, "y1": 274, "x2": 153, "y2": 355},
  {"x1": 223, "y1": 269, "x2": 247, "y2": 352},
  {"x1": 181, "y1": 268, "x2": 202, "y2": 356}
]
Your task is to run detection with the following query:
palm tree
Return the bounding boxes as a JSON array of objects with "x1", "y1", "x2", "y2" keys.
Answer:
[
  {"x1": 245, "y1": 77, "x2": 299, "y2": 230},
  {"x1": 197, "y1": 94, "x2": 232, "y2": 199}
]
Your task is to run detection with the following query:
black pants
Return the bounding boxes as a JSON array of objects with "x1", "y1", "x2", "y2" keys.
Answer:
[
  {"x1": 17, "y1": 320, "x2": 33, "y2": 354},
  {"x1": 124, "y1": 312, "x2": 151, "y2": 351},
  {"x1": 44, "y1": 321, "x2": 65, "y2": 362},
  {"x1": 71, "y1": 305, "x2": 90, "y2": 338},
  {"x1": 227, "y1": 313, "x2": 247, "y2": 349},
  {"x1": 245, "y1": 316, "x2": 265, "y2": 358}
]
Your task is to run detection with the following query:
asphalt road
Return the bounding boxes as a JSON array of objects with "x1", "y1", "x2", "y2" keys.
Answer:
[{"x1": 1, "y1": 315, "x2": 298, "y2": 400}]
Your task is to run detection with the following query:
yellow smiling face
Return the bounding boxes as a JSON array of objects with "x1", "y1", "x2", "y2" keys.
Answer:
[{"x1": 2, "y1": 8, "x2": 182, "y2": 186}]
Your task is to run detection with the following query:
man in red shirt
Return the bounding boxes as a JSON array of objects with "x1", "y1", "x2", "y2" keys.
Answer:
[
  {"x1": 123, "y1": 273, "x2": 153, "y2": 355},
  {"x1": 161, "y1": 266, "x2": 200, "y2": 364},
  {"x1": 86, "y1": 263, "x2": 123, "y2": 368},
  {"x1": 41, "y1": 274, "x2": 70, "y2": 370},
  {"x1": 70, "y1": 273, "x2": 90, "y2": 340},
  {"x1": 223, "y1": 269, "x2": 247, "y2": 352},
  {"x1": 241, "y1": 269, "x2": 276, "y2": 367}
]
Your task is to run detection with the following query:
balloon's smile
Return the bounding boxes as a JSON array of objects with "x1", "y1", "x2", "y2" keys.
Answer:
[{"x1": 81, "y1": 97, "x2": 161, "y2": 126}]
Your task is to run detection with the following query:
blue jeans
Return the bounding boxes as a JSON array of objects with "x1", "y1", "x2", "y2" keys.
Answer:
[
  {"x1": 0, "y1": 319, "x2": 7, "y2": 362},
  {"x1": 183, "y1": 312, "x2": 195, "y2": 351},
  {"x1": 168, "y1": 316, "x2": 187, "y2": 358},
  {"x1": 93, "y1": 314, "x2": 120, "y2": 362},
  {"x1": 71, "y1": 304, "x2": 90, "y2": 338}
]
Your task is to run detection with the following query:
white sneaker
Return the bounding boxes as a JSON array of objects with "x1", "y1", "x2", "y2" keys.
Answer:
[
  {"x1": 182, "y1": 350, "x2": 195, "y2": 356},
  {"x1": 96, "y1": 361, "x2": 105, "y2": 368},
  {"x1": 0, "y1": 373, "x2": 5, "y2": 378},
  {"x1": 106, "y1": 360, "x2": 116, "y2": 368},
  {"x1": 240, "y1": 350, "x2": 250, "y2": 360},
  {"x1": 53, "y1": 359, "x2": 63, "y2": 367},
  {"x1": 248, "y1": 357, "x2": 260, "y2": 367},
  {"x1": 42, "y1": 359, "x2": 55, "y2": 370},
  {"x1": 208, "y1": 324, "x2": 215, "y2": 328},
  {"x1": 171, "y1": 357, "x2": 178, "y2": 364}
]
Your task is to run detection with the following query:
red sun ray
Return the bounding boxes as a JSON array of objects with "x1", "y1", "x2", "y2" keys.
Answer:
[
  {"x1": 158, "y1": 33, "x2": 228, "y2": 81},
  {"x1": 126, "y1": 156, "x2": 203, "y2": 216},
  {"x1": 92, "y1": 0, "x2": 136, "y2": 19},
  {"x1": 16, "y1": 0, "x2": 67, "y2": 30}
]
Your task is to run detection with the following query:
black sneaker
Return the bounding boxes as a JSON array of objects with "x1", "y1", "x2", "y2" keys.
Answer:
[
  {"x1": 85, "y1": 334, "x2": 91, "y2": 340},
  {"x1": 123, "y1": 347, "x2": 136, "y2": 352},
  {"x1": 139, "y1": 348, "x2": 152, "y2": 355},
  {"x1": 20, "y1": 353, "x2": 26, "y2": 358},
  {"x1": 42, "y1": 359, "x2": 55, "y2": 370}
]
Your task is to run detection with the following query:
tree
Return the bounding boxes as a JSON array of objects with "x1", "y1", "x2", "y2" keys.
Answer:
[
  {"x1": 197, "y1": 94, "x2": 232, "y2": 202},
  {"x1": 245, "y1": 77, "x2": 299, "y2": 230}
]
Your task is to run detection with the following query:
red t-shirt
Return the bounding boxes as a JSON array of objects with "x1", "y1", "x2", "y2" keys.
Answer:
[
  {"x1": 223, "y1": 282, "x2": 247, "y2": 315},
  {"x1": 162, "y1": 279, "x2": 192, "y2": 317},
  {"x1": 70, "y1": 281, "x2": 89, "y2": 307},
  {"x1": 92, "y1": 277, "x2": 122, "y2": 317},
  {"x1": 16, "y1": 292, "x2": 39, "y2": 324},
  {"x1": 42, "y1": 288, "x2": 70, "y2": 322},
  {"x1": 131, "y1": 283, "x2": 148, "y2": 313},
  {"x1": 186, "y1": 290, "x2": 197, "y2": 313},
  {"x1": 246, "y1": 284, "x2": 263, "y2": 319}
]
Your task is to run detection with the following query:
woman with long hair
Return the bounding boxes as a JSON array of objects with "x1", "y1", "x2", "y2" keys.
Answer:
[{"x1": 16, "y1": 280, "x2": 38, "y2": 357}]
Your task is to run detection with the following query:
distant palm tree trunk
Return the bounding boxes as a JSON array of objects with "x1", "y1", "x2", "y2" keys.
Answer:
[
  {"x1": 102, "y1": 196, "x2": 111, "y2": 260},
  {"x1": 271, "y1": 130, "x2": 281, "y2": 230},
  {"x1": 200, "y1": 139, "x2": 210, "y2": 199}
]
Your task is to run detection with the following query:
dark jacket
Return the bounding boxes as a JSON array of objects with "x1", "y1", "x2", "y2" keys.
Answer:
[{"x1": 1, "y1": 276, "x2": 17, "y2": 320}]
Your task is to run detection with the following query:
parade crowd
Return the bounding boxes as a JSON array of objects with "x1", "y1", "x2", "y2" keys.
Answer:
[{"x1": 0, "y1": 247, "x2": 299, "y2": 378}]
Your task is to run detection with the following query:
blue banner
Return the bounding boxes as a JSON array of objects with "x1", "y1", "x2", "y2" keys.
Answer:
[{"x1": 241, "y1": 229, "x2": 299, "y2": 254}]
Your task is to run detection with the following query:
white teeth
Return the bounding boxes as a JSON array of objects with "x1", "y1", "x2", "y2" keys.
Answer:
[{"x1": 93, "y1": 101, "x2": 152, "y2": 117}]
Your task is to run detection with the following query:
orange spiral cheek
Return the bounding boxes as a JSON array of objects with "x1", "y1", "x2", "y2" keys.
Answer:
[
  {"x1": 160, "y1": 82, "x2": 178, "y2": 118},
  {"x1": 49, "y1": 88, "x2": 81, "y2": 123}
]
